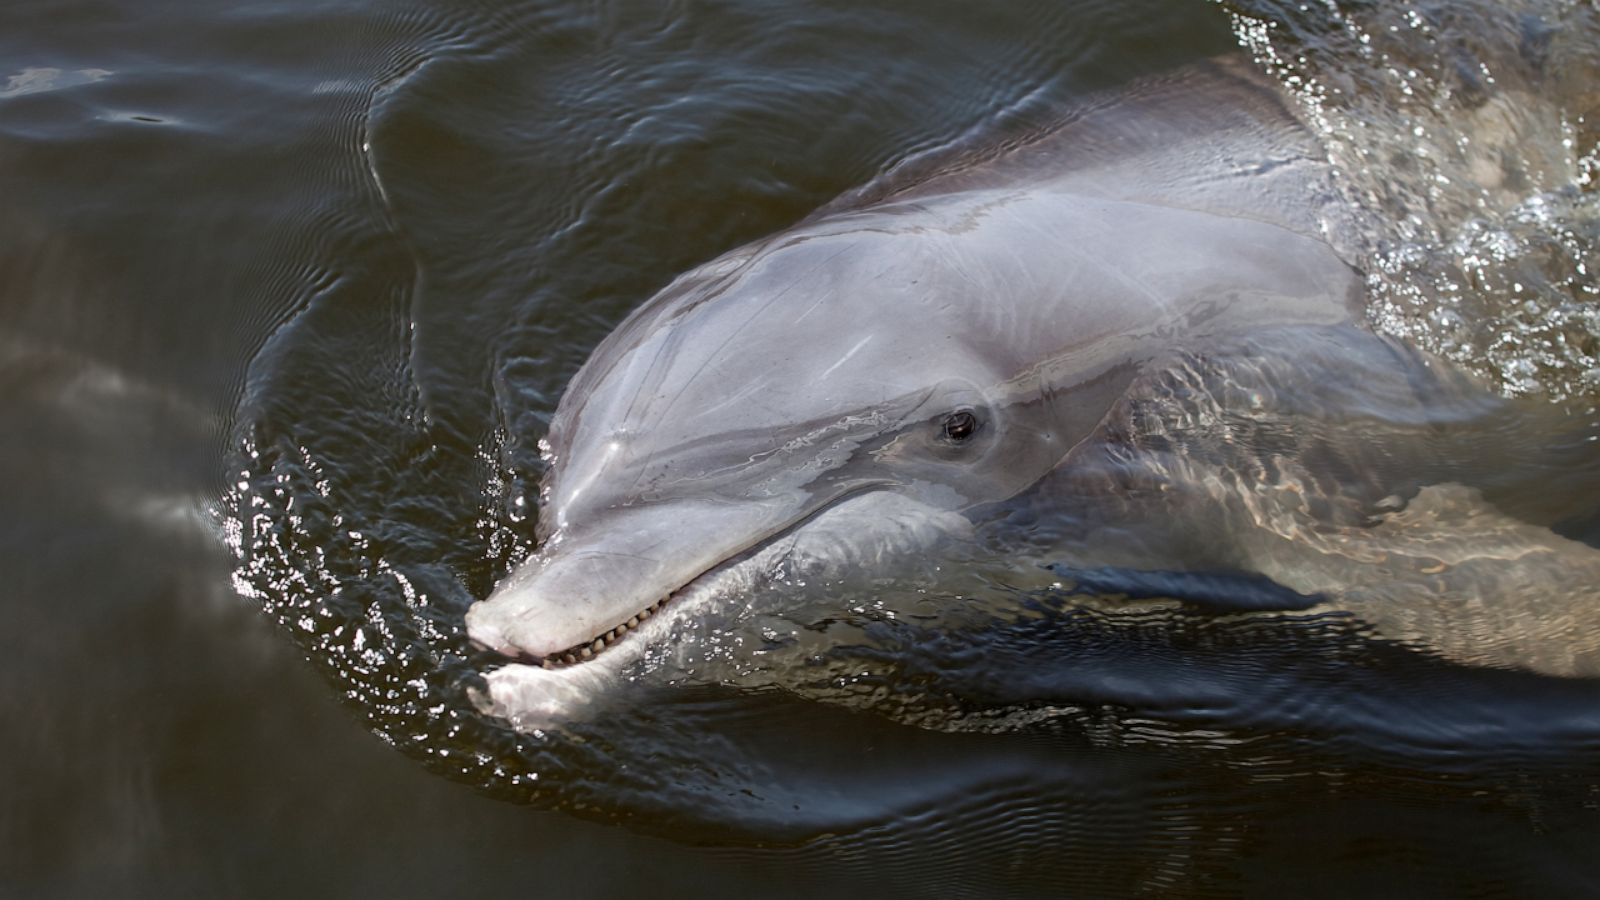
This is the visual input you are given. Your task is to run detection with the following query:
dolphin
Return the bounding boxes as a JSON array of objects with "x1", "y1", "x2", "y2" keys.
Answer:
[{"x1": 466, "y1": 59, "x2": 1600, "y2": 728}]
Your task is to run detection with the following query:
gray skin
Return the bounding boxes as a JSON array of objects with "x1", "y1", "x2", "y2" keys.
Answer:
[{"x1": 466, "y1": 59, "x2": 1600, "y2": 728}]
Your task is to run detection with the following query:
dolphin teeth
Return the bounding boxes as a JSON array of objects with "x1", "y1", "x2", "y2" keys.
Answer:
[{"x1": 537, "y1": 594, "x2": 676, "y2": 669}]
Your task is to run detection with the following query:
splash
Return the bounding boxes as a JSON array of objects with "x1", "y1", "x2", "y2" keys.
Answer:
[{"x1": 1221, "y1": 0, "x2": 1600, "y2": 403}]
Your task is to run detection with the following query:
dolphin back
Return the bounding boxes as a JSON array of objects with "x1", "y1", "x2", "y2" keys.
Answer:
[{"x1": 818, "y1": 57, "x2": 1358, "y2": 262}]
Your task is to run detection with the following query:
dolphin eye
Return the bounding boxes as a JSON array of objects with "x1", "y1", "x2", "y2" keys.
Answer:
[{"x1": 942, "y1": 410, "x2": 980, "y2": 442}]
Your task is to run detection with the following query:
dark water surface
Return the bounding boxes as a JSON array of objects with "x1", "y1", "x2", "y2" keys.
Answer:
[{"x1": 3, "y1": 0, "x2": 1599, "y2": 897}]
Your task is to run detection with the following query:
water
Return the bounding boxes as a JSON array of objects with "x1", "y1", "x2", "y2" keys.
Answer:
[{"x1": 3, "y1": 0, "x2": 1597, "y2": 897}]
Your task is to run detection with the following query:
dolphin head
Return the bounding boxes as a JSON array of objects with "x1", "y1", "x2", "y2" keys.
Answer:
[
  {"x1": 467, "y1": 196, "x2": 1093, "y2": 663},
  {"x1": 466, "y1": 186, "x2": 1358, "y2": 668}
]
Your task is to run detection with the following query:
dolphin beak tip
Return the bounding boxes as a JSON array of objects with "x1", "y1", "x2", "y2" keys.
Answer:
[{"x1": 465, "y1": 601, "x2": 528, "y2": 659}]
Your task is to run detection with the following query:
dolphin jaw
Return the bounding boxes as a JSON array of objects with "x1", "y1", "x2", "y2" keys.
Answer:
[
  {"x1": 470, "y1": 489, "x2": 976, "y2": 730},
  {"x1": 484, "y1": 491, "x2": 971, "y2": 672},
  {"x1": 467, "y1": 587, "x2": 670, "y2": 669},
  {"x1": 466, "y1": 485, "x2": 900, "y2": 670}
]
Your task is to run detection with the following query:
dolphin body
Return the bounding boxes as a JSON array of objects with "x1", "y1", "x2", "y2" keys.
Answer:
[{"x1": 467, "y1": 59, "x2": 1600, "y2": 728}]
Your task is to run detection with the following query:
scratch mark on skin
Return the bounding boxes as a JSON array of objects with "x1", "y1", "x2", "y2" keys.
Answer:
[
  {"x1": 820, "y1": 335, "x2": 875, "y2": 380},
  {"x1": 694, "y1": 378, "x2": 770, "y2": 418}
]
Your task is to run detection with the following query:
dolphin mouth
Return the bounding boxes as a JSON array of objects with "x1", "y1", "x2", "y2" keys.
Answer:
[
  {"x1": 483, "y1": 540, "x2": 763, "y2": 672},
  {"x1": 517, "y1": 592, "x2": 671, "y2": 669},
  {"x1": 477, "y1": 485, "x2": 893, "y2": 670}
]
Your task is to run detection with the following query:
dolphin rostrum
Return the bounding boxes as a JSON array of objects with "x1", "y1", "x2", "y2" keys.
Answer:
[{"x1": 466, "y1": 59, "x2": 1600, "y2": 728}]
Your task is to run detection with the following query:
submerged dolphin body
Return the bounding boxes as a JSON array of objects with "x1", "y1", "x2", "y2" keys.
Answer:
[{"x1": 467, "y1": 60, "x2": 1600, "y2": 727}]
